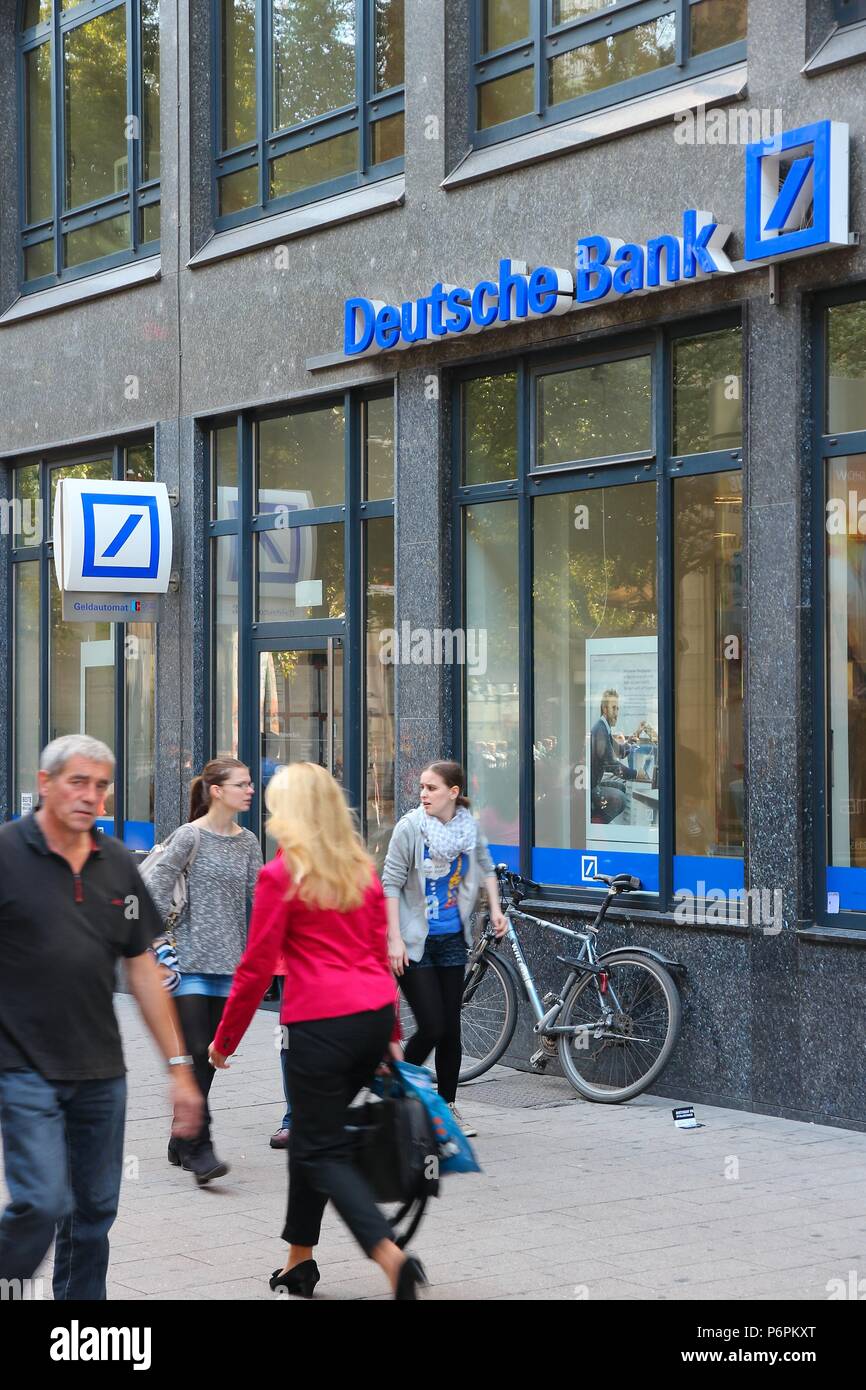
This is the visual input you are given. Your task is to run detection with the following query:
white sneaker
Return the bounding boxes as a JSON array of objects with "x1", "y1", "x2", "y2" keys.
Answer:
[{"x1": 449, "y1": 1102, "x2": 477, "y2": 1138}]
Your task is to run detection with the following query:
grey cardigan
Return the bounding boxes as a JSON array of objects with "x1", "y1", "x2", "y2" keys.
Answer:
[
  {"x1": 380, "y1": 806, "x2": 495, "y2": 962},
  {"x1": 145, "y1": 823, "x2": 263, "y2": 974}
]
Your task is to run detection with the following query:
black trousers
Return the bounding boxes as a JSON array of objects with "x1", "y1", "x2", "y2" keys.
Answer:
[
  {"x1": 175, "y1": 994, "x2": 226, "y2": 1143},
  {"x1": 283, "y1": 1005, "x2": 395, "y2": 1256},
  {"x1": 399, "y1": 965, "x2": 465, "y2": 1104}
]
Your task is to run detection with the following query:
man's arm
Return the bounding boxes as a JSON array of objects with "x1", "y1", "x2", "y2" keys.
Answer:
[{"x1": 124, "y1": 951, "x2": 203, "y2": 1139}]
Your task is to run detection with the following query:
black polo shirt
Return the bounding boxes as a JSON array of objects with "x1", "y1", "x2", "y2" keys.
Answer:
[{"x1": 0, "y1": 815, "x2": 159, "y2": 1081}]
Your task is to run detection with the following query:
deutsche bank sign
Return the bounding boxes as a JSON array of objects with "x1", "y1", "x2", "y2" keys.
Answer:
[
  {"x1": 340, "y1": 121, "x2": 849, "y2": 360},
  {"x1": 53, "y1": 479, "x2": 173, "y2": 594}
]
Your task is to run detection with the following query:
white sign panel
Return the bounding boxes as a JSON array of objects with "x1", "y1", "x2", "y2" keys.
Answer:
[{"x1": 53, "y1": 479, "x2": 173, "y2": 594}]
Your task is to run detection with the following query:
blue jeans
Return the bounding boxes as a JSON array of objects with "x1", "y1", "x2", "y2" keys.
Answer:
[{"x1": 0, "y1": 1069, "x2": 127, "y2": 1301}]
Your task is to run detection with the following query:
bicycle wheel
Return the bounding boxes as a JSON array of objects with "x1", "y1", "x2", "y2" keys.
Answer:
[
  {"x1": 459, "y1": 950, "x2": 519, "y2": 1082},
  {"x1": 557, "y1": 952, "x2": 681, "y2": 1103}
]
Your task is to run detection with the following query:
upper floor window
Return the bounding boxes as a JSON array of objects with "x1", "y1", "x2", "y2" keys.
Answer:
[
  {"x1": 472, "y1": 0, "x2": 747, "y2": 147},
  {"x1": 215, "y1": 0, "x2": 405, "y2": 229},
  {"x1": 17, "y1": 0, "x2": 160, "y2": 291},
  {"x1": 833, "y1": 0, "x2": 866, "y2": 25}
]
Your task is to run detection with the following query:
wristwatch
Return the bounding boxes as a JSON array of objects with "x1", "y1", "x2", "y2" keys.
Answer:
[{"x1": 167, "y1": 1054, "x2": 193, "y2": 1067}]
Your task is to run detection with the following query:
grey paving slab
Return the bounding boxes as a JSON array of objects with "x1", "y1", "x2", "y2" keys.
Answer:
[{"x1": 4, "y1": 994, "x2": 866, "y2": 1301}]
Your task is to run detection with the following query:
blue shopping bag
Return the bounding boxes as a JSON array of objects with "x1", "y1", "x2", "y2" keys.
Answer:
[{"x1": 392, "y1": 1061, "x2": 482, "y2": 1176}]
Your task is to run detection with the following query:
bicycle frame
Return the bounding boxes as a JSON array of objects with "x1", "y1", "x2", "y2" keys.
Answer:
[{"x1": 486, "y1": 903, "x2": 621, "y2": 1039}]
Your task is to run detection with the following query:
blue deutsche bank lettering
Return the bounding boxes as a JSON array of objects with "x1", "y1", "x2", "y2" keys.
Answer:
[{"x1": 575, "y1": 211, "x2": 730, "y2": 304}]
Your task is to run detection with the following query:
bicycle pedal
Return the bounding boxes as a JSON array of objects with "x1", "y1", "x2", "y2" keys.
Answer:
[
  {"x1": 529, "y1": 1048, "x2": 550, "y2": 1071},
  {"x1": 541, "y1": 992, "x2": 563, "y2": 1008}
]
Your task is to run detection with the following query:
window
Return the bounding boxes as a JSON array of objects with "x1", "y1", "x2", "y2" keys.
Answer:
[
  {"x1": 215, "y1": 0, "x2": 405, "y2": 229},
  {"x1": 472, "y1": 0, "x2": 747, "y2": 147},
  {"x1": 818, "y1": 294, "x2": 866, "y2": 921},
  {"x1": 833, "y1": 0, "x2": 866, "y2": 25},
  {"x1": 17, "y1": 0, "x2": 160, "y2": 290},
  {"x1": 7, "y1": 440, "x2": 157, "y2": 849},
  {"x1": 208, "y1": 390, "x2": 395, "y2": 863},
  {"x1": 456, "y1": 321, "x2": 743, "y2": 903}
]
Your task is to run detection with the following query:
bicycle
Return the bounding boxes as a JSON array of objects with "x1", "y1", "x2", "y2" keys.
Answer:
[{"x1": 401, "y1": 865, "x2": 683, "y2": 1103}]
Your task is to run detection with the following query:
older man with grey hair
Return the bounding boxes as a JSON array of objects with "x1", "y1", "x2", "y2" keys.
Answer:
[{"x1": 0, "y1": 735, "x2": 203, "y2": 1301}]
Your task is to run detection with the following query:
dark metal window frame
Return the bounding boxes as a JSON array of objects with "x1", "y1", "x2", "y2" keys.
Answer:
[
  {"x1": 16, "y1": 0, "x2": 160, "y2": 294},
  {"x1": 4, "y1": 434, "x2": 155, "y2": 838},
  {"x1": 451, "y1": 310, "x2": 744, "y2": 909},
  {"x1": 812, "y1": 283, "x2": 866, "y2": 930},
  {"x1": 204, "y1": 387, "x2": 395, "y2": 843},
  {"x1": 470, "y1": 0, "x2": 747, "y2": 150},
  {"x1": 212, "y1": 0, "x2": 405, "y2": 234}
]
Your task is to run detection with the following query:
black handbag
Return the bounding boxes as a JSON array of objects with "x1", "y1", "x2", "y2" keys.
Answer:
[{"x1": 348, "y1": 1079, "x2": 440, "y2": 1205}]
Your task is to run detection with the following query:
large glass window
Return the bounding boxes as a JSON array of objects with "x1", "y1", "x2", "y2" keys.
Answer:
[
  {"x1": 215, "y1": 0, "x2": 405, "y2": 228},
  {"x1": 18, "y1": 1, "x2": 160, "y2": 290},
  {"x1": 458, "y1": 321, "x2": 743, "y2": 903},
  {"x1": 473, "y1": 0, "x2": 747, "y2": 147},
  {"x1": 209, "y1": 391, "x2": 395, "y2": 856},
  {"x1": 821, "y1": 294, "x2": 866, "y2": 920},
  {"x1": 6, "y1": 439, "x2": 157, "y2": 846}
]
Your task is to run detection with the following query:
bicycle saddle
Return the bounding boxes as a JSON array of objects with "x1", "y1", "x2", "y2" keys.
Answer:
[{"x1": 594, "y1": 873, "x2": 642, "y2": 892}]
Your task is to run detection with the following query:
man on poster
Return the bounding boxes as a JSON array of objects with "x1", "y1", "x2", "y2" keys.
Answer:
[{"x1": 590, "y1": 689, "x2": 651, "y2": 824}]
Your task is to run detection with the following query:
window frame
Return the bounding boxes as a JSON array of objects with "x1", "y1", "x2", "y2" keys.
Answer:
[
  {"x1": 452, "y1": 311, "x2": 744, "y2": 910},
  {"x1": 205, "y1": 386, "x2": 396, "y2": 849},
  {"x1": 16, "y1": 0, "x2": 160, "y2": 293},
  {"x1": 212, "y1": 0, "x2": 406, "y2": 234},
  {"x1": 4, "y1": 435, "x2": 156, "y2": 843},
  {"x1": 813, "y1": 285, "x2": 866, "y2": 930},
  {"x1": 470, "y1": 0, "x2": 747, "y2": 150}
]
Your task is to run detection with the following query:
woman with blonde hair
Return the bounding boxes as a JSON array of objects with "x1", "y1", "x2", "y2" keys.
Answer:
[{"x1": 209, "y1": 763, "x2": 425, "y2": 1300}]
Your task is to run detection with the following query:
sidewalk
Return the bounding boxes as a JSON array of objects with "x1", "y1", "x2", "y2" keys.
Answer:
[{"x1": 6, "y1": 994, "x2": 866, "y2": 1301}]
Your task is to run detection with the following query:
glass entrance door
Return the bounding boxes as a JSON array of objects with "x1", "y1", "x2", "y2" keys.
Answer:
[{"x1": 255, "y1": 637, "x2": 343, "y2": 856}]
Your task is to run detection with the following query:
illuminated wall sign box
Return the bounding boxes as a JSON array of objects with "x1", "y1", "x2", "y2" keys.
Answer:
[
  {"x1": 53, "y1": 479, "x2": 173, "y2": 595},
  {"x1": 333, "y1": 122, "x2": 850, "y2": 365}
]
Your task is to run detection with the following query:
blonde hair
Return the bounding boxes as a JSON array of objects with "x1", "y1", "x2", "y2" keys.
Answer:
[{"x1": 265, "y1": 762, "x2": 373, "y2": 912}]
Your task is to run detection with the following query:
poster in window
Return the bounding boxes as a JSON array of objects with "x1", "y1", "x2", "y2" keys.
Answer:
[{"x1": 585, "y1": 635, "x2": 659, "y2": 851}]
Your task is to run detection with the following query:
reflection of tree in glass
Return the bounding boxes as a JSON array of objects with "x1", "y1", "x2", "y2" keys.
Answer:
[
  {"x1": 463, "y1": 375, "x2": 518, "y2": 485},
  {"x1": 272, "y1": 0, "x2": 356, "y2": 131},
  {"x1": 673, "y1": 329, "x2": 742, "y2": 456},
  {"x1": 829, "y1": 302, "x2": 866, "y2": 381},
  {"x1": 15, "y1": 466, "x2": 41, "y2": 506},
  {"x1": 691, "y1": 0, "x2": 747, "y2": 57},
  {"x1": 141, "y1": 0, "x2": 160, "y2": 180},
  {"x1": 538, "y1": 359, "x2": 651, "y2": 467},
  {"x1": 64, "y1": 7, "x2": 128, "y2": 209},
  {"x1": 375, "y1": 0, "x2": 404, "y2": 91},
  {"x1": 550, "y1": 14, "x2": 676, "y2": 106},
  {"x1": 222, "y1": 0, "x2": 257, "y2": 148}
]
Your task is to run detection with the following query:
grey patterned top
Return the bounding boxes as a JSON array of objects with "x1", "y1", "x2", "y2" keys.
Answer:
[{"x1": 145, "y1": 823, "x2": 263, "y2": 974}]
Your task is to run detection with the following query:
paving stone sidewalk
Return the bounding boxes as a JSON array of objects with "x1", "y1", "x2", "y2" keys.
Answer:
[{"x1": 6, "y1": 995, "x2": 866, "y2": 1301}]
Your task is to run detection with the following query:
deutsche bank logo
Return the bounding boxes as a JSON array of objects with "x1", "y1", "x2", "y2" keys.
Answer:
[
  {"x1": 581, "y1": 855, "x2": 598, "y2": 883},
  {"x1": 81, "y1": 493, "x2": 160, "y2": 580},
  {"x1": 744, "y1": 120, "x2": 849, "y2": 261}
]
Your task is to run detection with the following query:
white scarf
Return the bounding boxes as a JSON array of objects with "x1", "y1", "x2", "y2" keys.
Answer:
[{"x1": 420, "y1": 806, "x2": 477, "y2": 879}]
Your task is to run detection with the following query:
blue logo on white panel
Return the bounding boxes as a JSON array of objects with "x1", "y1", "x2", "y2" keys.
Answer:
[
  {"x1": 745, "y1": 120, "x2": 849, "y2": 261},
  {"x1": 81, "y1": 493, "x2": 160, "y2": 580},
  {"x1": 581, "y1": 855, "x2": 598, "y2": 883}
]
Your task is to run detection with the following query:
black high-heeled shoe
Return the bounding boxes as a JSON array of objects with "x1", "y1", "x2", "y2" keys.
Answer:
[
  {"x1": 269, "y1": 1260, "x2": 320, "y2": 1298},
  {"x1": 394, "y1": 1255, "x2": 428, "y2": 1300}
]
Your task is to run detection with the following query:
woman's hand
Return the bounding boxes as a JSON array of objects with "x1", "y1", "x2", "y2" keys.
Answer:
[
  {"x1": 388, "y1": 933, "x2": 409, "y2": 976},
  {"x1": 489, "y1": 907, "x2": 509, "y2": 938},
  {"x1": 208, "y1": 1042, "x2": 230, "y2": 1070}
]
